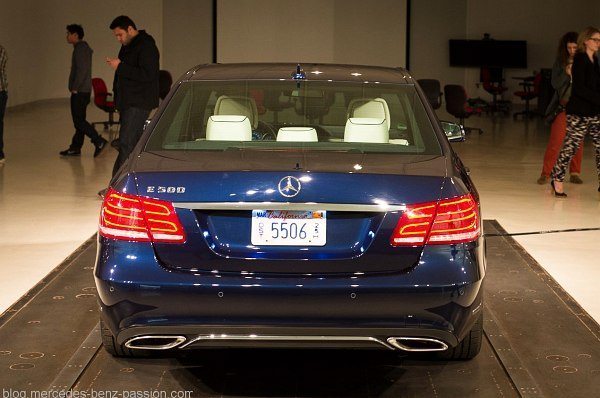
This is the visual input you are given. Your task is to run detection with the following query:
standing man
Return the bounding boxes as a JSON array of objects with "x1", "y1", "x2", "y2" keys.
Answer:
[
  {"x1": 60, "y1": 24, "x2": 108, "y2": 157},
  {"x1": 106, "y1": 15, "x2": 159, "y2": 177},
  {"x1": 0, "y1": 44, "x2": 7, "y2": 164}
]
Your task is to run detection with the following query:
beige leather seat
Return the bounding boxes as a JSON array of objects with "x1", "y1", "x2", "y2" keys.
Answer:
[
  {"x1": 206, "y1": 115, "x2": 252, "y2": 141},
  {"x1": 344, "y1": 98, "x2": 390, "y2": 143},
  {"x1": 214, "y1": 95, "x2": 258, "y2": 129},
  {"x1": 276, "y1": 127, "x2": 318, "y2": 142}
]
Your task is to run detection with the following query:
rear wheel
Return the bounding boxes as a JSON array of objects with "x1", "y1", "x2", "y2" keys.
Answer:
[{"x1": 438, "y1": 312, "x2": 483, "y2": 360}]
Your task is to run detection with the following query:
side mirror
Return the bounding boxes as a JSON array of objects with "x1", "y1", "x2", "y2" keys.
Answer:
[{"x1": 440, "y1": 121, "x2": 465, "y2": 142}]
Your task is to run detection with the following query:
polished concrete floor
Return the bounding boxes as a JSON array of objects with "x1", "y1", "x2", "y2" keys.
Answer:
[{"x1": 0, "y1": 100, "x2": 599, "y2": 324}]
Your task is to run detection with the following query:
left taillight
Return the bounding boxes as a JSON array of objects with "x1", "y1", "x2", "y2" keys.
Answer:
[
  {"x1": 99, "y1": 188, "x2": 186, "y2": 243},
  {"x1": 390, "y1": 193, "x2": 480, "y2": 246}
]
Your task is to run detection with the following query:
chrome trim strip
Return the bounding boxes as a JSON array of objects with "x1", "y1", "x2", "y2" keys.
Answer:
[
  {"x1": 174, "y1": 202, "x2": 406, "y2": 212},
  {"x1": 386, "y1": 337, "x2": 448, "y2": 352},
  {"x1": 124, "y1": 335, "x2": 187, "y2": 350},
  {"x1": 179, "y1": 334, "x2": 395, "y2": 350}
]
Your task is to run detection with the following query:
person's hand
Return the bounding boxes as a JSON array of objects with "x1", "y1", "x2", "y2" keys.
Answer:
[
  {"x1": 71, "y1": 90, "x2": 77, "y2": 94},
  {"x1": 106, "y1": 57, "x2": 121, "y2": 70}
]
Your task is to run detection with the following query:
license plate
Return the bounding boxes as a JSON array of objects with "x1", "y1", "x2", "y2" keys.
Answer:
[{"x1": 251, "y1": 210, "x2": 326, "y2": 246}]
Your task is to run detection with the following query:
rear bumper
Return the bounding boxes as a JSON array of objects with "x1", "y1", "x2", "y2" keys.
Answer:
[
  {"x1": 96, "y1": 276, "x2": 483, "y2": 352},
  {"x1": 95, "y1": 237, "x2": 485, "y2": 352}
]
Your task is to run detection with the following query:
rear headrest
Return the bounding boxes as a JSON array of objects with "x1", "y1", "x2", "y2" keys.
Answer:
[
  {"x1": 347, "y1": 98, "x2": 390, "y2": 132},
  {"x1": 206, "y1": 115, "x2": 252, "y2": 141},
  {"x1": 344, "y1": 118, "x2": 389, "y2": 144},
  {"x1": 214, "y1": 95, "x2": 258, "y2": 129},
  {"x1": 276, "y1": 127, "x2": 318, "y2": 142}
]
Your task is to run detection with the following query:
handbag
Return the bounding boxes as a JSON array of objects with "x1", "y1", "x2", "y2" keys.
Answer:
[
  {"x1": 544, "y1": 81, "x2": 570, "y2": 125},
  {"x1": 545, "y1": 104, "x2": 565, "y2": 125}
]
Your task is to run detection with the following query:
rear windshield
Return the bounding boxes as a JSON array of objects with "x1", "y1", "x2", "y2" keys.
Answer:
[{"x1": 145, "y1": 80, "x2": 442, "y2": 155}]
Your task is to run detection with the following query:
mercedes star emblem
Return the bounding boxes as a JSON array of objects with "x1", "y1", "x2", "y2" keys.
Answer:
[{"x1": 278, "y1": 176, "x2": 302, "y2": 198}]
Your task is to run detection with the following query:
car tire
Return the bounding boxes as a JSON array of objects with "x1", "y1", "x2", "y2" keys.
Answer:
[
  {"x1": 100, "y1": 320, "x2": 140, "y2": 357},
  {"x1": 438, "y1": 312, "x2": 483, "y2": 360}
]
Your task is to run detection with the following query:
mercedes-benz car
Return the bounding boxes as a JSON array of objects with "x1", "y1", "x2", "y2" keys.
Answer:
[{"x1": 95, "y1": 63, "x2": 485, "y2": 360}]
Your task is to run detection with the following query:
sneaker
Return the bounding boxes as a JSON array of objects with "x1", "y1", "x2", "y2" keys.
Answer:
[
  {"x1": 569, "y1": 174, "x2": 583, "y2": 184},
  {"x1": 98, "y1": 188, "x2": 108, "y2": 198},
  {"x1": 59, "y1": 148, "x2": 81, "y2": 156},
  {"x1": 536, "y1": 175, "x2": 549, "y2": 185},
  {"x1": 94, "y1": 138, "x2": 109, "y2": 158}
]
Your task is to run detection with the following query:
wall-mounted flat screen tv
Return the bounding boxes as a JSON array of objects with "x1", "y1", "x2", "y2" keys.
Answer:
[{"x1": 449, "y1": 40, "x2": 527, "y2": 68}]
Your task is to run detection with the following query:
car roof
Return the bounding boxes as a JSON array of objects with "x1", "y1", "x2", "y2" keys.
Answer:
[{"x1": 183, "y1": 63, "x2": 413, "y2": 84}]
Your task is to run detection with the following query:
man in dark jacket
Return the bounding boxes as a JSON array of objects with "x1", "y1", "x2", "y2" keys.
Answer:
[
  {"x1": 106, "y1": 15, "x2": 159, "y2": 178},
  {"x1": 60, "y1": 24, "x2": 108, "y2": 157}
]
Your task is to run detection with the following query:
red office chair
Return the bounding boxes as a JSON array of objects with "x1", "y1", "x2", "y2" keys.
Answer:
[
  {"x1": 513, "y1": 73, "x2": 542, "y2": 119},
  {"x1": 91, "y1": 78, "x2": 119, "y2": 131},
  {"x1": 481, "y1": 67, "x2": 509, "y2": 114}
]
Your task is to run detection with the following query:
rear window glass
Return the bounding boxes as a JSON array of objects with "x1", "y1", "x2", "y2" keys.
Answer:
[{"x1": 145, "y1": 80, "x2": 442, "y2": 155}]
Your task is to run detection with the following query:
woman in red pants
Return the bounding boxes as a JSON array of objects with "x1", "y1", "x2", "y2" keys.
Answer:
[{"x1": 538, "y1": 32, "x2": 584, "y2": 185}]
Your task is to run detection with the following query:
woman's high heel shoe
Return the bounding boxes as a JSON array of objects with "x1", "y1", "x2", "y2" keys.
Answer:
[{"x1": 550, "y1": 180, "x2": 567, "y2": 197}]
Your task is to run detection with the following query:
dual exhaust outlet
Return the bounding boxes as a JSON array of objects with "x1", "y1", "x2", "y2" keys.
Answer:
[{"x1": 124, "y1": 335, "x2": 449, "y2": 352}]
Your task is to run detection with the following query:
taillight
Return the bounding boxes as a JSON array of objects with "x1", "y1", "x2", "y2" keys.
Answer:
[
  {"x1": 99, "y1": 188, "x2": 186, "y2": 243},
  {"x1": 390, "y1": 194, "x2": 480, "y2": 246}
]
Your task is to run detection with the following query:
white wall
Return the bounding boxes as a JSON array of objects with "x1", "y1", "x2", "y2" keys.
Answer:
[
  {"x1": 217, "y1": 0, "x2": 407, "y2": 67},
  {"x1": 163, "y1": 0, "x2": 213, "y2": 81},
  {"x1": 0, "y1": 0, "x2": 163, "y2": 106},
  {"x1": 3, "y1": 0, "x2": 599, "y2": 107},
  {"x1": 409, "y1": 0, "x2": 467, "y2": 84}
]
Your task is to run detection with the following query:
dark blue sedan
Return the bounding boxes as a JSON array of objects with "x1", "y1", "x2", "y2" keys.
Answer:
[{"x1": 95, "y1": 63, "x2": 484, "y2": 360}]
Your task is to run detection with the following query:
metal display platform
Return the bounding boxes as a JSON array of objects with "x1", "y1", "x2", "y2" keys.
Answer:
[{"x1": 1, "y1": 221, "x2": 599, "y2": 397}]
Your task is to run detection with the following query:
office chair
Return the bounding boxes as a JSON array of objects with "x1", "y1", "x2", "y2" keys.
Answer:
[
  {"x1": 481, "y1": 67, "x2": 509, "y2": 114},
  {"x1": 158, "y1": 70, "x2": 173, "y2": 100},
  {"x1": 444, "y1": 84, "x2": 484, "y2": 134},
  {"x1": 417, "y1": 79, "x2": 443, "y2": 110},
  {"x1": 513, "y1": 73, "x2": 542, "y2": 119},
  {"x1": 91, "y1": 78, "x2": 119, "y2": 131}
]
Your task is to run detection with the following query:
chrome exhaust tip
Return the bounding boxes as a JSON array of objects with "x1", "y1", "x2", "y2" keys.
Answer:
[
  {"x1": 387, "y1": 337, "x2": 448, "y2": 352},
  {"x1": 124, "y1": 335, "x2": 186, "y2": 350}
]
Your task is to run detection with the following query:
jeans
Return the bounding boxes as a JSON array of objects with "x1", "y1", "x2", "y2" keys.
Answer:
[
  {"x1": 0, "y1": 90, "x2": 7, "y2": 158},
  {"x1": 69, "y1": 92, "x2": 103, "y2": 149},
  {"x1": 112, "y1": 106, "x2": 150, "y2": 176}
]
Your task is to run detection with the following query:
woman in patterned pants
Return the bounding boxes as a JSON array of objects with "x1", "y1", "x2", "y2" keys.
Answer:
[{"x1": 551, "y1": 27, "x2": 600, "y2": 197}]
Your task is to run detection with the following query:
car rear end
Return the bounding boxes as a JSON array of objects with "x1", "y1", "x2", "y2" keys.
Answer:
[{"x1": 94, "y1": 64, "x2": 485, "y2": 358}]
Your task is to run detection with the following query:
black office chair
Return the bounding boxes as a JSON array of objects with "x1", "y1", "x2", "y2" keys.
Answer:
[
  {"x1": 159, "y1": 70, "x2": 173, "y2": 100},
  {"x1": 444, "y1": 84, "x2": 483, "y2": 134},
  {"x1": 417, "y1": 79, "x2": 443, "y2": 110}
]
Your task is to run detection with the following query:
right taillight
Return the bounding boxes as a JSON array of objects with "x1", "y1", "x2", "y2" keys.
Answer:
[
  {"x1": 390, "y1": 194, "x2": 480, "y2": 246},
  {"x1": 99, "y1": 188, "x2": 186, "y2": 243}
]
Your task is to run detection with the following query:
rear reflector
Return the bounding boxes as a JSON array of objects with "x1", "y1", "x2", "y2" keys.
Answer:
[
  {"x1": 390, "y1": 194, "x2": 480, "y2": 246},
  {"x1": 99, "y1": 188, "x2": 186, "y2": 243}
]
